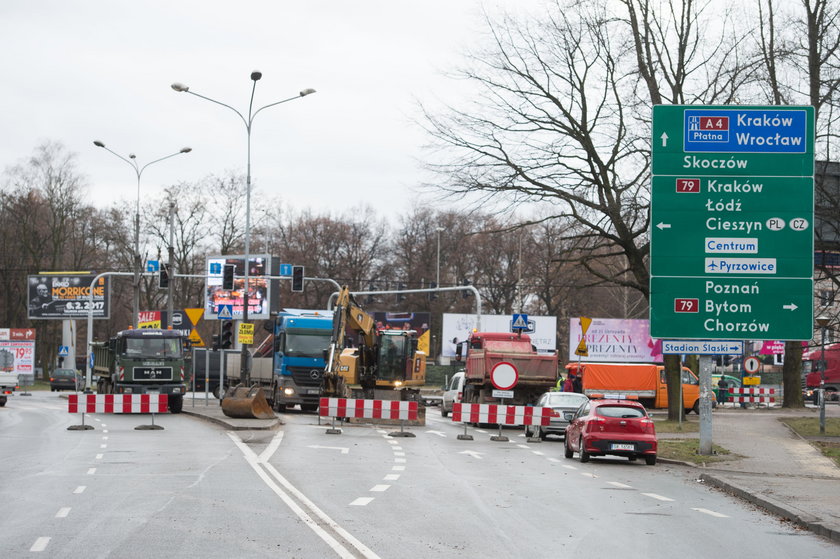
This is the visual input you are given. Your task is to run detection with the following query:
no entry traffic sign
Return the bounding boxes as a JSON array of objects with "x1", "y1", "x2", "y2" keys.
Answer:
[{"x1": 490, "y1": 362, "x2": 519, "y2": 391}]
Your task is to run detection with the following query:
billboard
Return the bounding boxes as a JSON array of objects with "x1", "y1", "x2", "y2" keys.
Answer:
[
  {"x1": 27, "y1": 274, "x2": 110, "y2": 320},
  {"x1": 372, "y1": 312, "x2": 431, "y2": 356},
  {"x1": 205, "y1": 255, "x2": 271, "y2": 320},
  {"x1": 568, "y1": 318, "x2": 663, "y2": 363},
  {"x1": 441, "y1": 313, "x2": 557, "y2": 358},
  {"x1": 0, "y1": 340, "x2": 35, "y2": 377}
]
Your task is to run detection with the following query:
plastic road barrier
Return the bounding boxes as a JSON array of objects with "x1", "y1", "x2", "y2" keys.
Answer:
[
  {"x1": 68, "y1": 393, "x2": 169, "y2": 414},
  {"x1": 727, "y1": 387, "x2": 776, "y2": 404},
  {"x1": 319, "y1": 397, "x2": 418, "y2": 421}
]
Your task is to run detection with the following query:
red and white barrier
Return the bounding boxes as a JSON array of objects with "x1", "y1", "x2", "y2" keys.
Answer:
[
  {"x1": 319, "y1": 397, "x2": 418, "y2": 421},
  {"x1": 68, "y1": 394, "x2": 169, "y2": 414},
  {"x1": 727, "y1": 387, "x2": 776, "y2": 404},
  {"x1": 452, "y1": 403, "x2": 553, "y2": 426}
]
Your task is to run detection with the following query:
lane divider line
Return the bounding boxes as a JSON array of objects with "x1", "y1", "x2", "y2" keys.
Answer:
[
  {"x1": 55, "y1": 508, "x2": 70, "y2": 518},
  {"x1": 642, "y1": 493, "x2": 674, "y2": 502},
  {"x1": 692, "y1": 507, "x2": 729, "y2": 518},
  {"x1": 351, "y1": 497, "x2": 374, "y2": 506},
  {"x1": 73, "y1": 486, "x2": 86, "y2": 494},
  {"x1": 607, "y1": 481, "x2": 633, "y2": 489},
  {"x1": 30, "y1": 537, "x2": 50, "y2": 552},
  {"x1": 370, "y1": 485, "x2": 390, "y2": 492}
]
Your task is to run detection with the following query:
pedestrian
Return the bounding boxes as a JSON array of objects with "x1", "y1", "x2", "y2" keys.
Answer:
[
  {"x1": 717, "y1": 377, "x2": 727, "y2": 406},
  {"x1": 553, "y1": 375, "x2": 565, "y2": 392},
  {"x1": 572, "y1": 374, "x2": 583, "y2": 394}
]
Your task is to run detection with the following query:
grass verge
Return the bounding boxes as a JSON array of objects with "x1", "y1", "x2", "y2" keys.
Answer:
[
  {"x1": 657, "y1": 439, "x2": 736, "y2": 465},
  {"x1": 652, "y1": 419, "x2": 699, "y2": 433},
  {"x1": 813, "y1": 442, "x2": 840, "y2": 467}
]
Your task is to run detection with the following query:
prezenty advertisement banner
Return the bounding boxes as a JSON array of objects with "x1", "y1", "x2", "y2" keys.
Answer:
[
  {"x1": 568, "y1": 318, "x2": 663, "y2": 363},
  {"x1": 27, "y1": 274, "x2": 110, "y2": 320}
]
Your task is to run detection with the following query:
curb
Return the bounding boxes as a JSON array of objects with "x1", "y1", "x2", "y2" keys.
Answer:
[
  {"x1": 699, "y1": 473, "x2": 840, "y2": 543},
  {"x1": 181, "y1": 409, "x2": 282, "y2": 431}
]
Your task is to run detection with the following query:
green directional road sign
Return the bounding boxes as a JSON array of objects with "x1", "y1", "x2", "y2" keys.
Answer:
[
  {"x1": 650, "y1": 277, "x2": 814, "y2": 340},
  {"x1": 650, "y1": 105, "x2": 815, "y2": 341},
  {"x1": 650, "y1": 175, "x2": 814, "y2": 278}
]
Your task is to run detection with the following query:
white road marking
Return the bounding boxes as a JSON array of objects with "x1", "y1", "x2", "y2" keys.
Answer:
[
  {"x1": 607, "y1": 481, "x2": 633, "y2": 489},
  {"x1": 458, "y1": 450, "x2": 484, "y2": 460},
  {"x1": 87, "y1": 468, "x2": 96, "y2": 475},
  {"x1": 391, "y1": 446, "x2": 402, "y2": 451},
  {"x1": 376, "y1": 430, "x2": 387, "y2": 435},
  {"x1": 562, "y1": 464, "x2": 577, "y2": 470},
  {"x1": 393, "y1": 451, "x2": 405, "y2": 457},
  {"x1": 350, "y1": 497, "x2": 374, "y2": 506},
  {"x1": 516, "y1": 444, "x2": 530, "y2": 449},
  {"x1": 580, "y1": 472, "x2": 598, "y2": 479},
  {"x1": 392, "y1": 465, "x2": 405, "y2": 471},
  {"x1": 73, "y1": 486, "x2": 86, "y2": 494},
  {"x1": 386, "y1": 440, "x2": 398, "y2": 445},
  {"x1": 103, "y1": 430, "x2": 108, "y2": 433},
  {"x1": 370, "y1": 485, "x2": 390, "y2": 492},
  {"x1": 100, "y1": 444, "x2": 106, "y2": 449},
  {"x1": 227, "y1": 432, "x2": 381, "y2": 559},
  {"x1": 102, "y1": 436, "x2": 108, "y2": 440},
  {"x1": 394, "y1": 458, "x2": 406, "y2": 463},
  {"x1": 95, "y1": 454, "x2": 103, "y2": 460},
  {"x1": 426, "y1": 430, "x2": 446, "y2": 437},
  {"x1": 94, "y1": 418, "x2": 101, "y2": 422},
  {"x1": 384, "y1": 474, "x2": 400, "y2": 481},
  {"x1": 642, "y1": 493, "x2": 674, "y2": 502},
  {"x1": 30, "y1": 537, "x2": 50, "y2": 552},
  {"x1": 531, "y1": 451, "x2": 545, "y2": 456},
  {"x1": 548, "y1": 458, "x2": 561, "y2": 463},
  {"x1": 55, "y1": 508, "x2": 71, "y2": 518},
  {"x1": 259, "y1": 432, "x2": 285, "y2": 462},
  {"x1": 693, "y1": 507, "x2": 729, "y2": 518},
  {"x1": 306, "y1": 445, "x2": 349, "y2": 455}
]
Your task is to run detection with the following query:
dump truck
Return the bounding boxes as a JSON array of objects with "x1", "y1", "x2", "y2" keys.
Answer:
[
  {"x1": 91, "y1": 328, "x2": 188, "y2": 413},
  {"x1": 454, "y1": 331, "x2": 558, "y2": 406},
  {"x1": 803, "y1": 344, "x2": 840, "y2": 402},
  {"x1": 568, "y1": 362, "x2": 702, "y2": 413}
]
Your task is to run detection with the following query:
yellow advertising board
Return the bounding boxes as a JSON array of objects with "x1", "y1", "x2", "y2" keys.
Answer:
[
  {"x1": 238, "y1": 322, "x2": 254, "y2": 345},
  {"x1": 743, "y1": 375, "x2": 761, "y2": 386}
]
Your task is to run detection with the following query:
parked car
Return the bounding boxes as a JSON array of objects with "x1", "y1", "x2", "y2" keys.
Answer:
[
  {"x1": 441, "y1": 370, "x2": 466, "y2": 417},
  {"x1": 525, "y1": 391, "x2": 589, "y2": 440},
  {"x1": 565, "y1": 398, "x2": 658, "y2": 465},
  {"x1": 50, "y1": 368, "x2": 84, "y2": 392}
]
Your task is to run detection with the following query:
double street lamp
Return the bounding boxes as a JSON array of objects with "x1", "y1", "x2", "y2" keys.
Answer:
[
  {"x1": 93, "y1": 141, "x2": 192, "y2": 328},
  {"x1": 171, "y1": 72, "x2": 315, "y2": 385}
]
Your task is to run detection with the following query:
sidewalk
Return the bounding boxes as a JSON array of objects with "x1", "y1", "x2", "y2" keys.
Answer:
[
  {"x1": 181, "y1": 393, "x2": 840, "y2": 544},
  {"x1": 658, "y1": 405, "x2": 840, "y2": 543}
]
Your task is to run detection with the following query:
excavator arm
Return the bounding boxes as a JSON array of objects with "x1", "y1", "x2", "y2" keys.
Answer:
[{"x1": 323, "y1": 286, "x2": 379, "y2": 397}]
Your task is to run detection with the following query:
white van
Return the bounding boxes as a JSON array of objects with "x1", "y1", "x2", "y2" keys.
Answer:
[{"x1": 441, "y1": 370, "x2": 466, "y2": 417}]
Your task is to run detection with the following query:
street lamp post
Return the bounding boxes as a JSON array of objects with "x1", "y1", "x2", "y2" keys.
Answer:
[
  {"x1": 171, "y1": 72, "x2": 315, "y2": 385},
  {"x1": 93, "y1": 141, "x2": 191, "y2": 328},
  {"x1": 816, "y1": 315, "x2": 830, "y2": 434}
]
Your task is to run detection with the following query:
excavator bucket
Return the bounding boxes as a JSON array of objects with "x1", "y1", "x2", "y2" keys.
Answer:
[{"x1": 221, "y1": 385, "x2": 276, "y2": 419}]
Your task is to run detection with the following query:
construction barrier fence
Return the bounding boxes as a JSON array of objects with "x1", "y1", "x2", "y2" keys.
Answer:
[
  {"x1": 727, "y1": 387, "x2": 776, "y2": 404},
  {"x1": 68, "y1": 393, "x2": 169, "y2": 414},
  {"x1": 319, "y1": 397, "x2": 419, "y2": 421},
  {"x1": 452, "y1": 403, "x2": 553, "y2": 426}
]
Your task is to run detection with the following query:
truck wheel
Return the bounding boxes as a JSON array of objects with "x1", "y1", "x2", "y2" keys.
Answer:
[{"x1": 168, "y1": 395, "x2": 183, "y2": 414}]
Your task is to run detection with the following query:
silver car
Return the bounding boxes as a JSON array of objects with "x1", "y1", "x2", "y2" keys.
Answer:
[{"x1": 525, "y1": 391, "x2": 590, "y2": 440}]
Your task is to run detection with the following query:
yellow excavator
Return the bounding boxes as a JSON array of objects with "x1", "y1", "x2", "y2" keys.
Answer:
[{"x1": 323, "y1": 286, "x2": 426, "y2": 401}]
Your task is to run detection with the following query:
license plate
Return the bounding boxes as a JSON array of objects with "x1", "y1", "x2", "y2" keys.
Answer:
[
  {"x1": 611, "y1": 443, "x2": 635, "y2": 451},
  {"x1": 305, "y1": 389, "x2": 321, "y2": 395}
]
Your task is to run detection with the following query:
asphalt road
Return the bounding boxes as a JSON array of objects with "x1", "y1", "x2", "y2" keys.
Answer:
[{"x1": 1, "y1": 392, "x2": 837, "y2": 558}]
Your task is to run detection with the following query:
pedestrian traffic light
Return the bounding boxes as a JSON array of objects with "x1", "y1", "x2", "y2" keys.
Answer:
[
  {"x1": 159, "y1": 264, "x2": 170, "y2": 289},
  {"x1": 222, "y1": 264, "x2": 235, "y2": 290},
  {"x1": 221, "y1": 321, "x2": 234, "y2": 349}
]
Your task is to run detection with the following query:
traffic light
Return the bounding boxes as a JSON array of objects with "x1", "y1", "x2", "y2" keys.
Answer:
[
  {"x1": 397, "y1": 283, "x2": 406, "y2": 303},
  {"x1": 291, "y1": 265, "x2": 305, "y2": 292},
  {"x1": 222, "y1": 264, "x2": 235, "y2": 290},
  {"x1": 221, "y1": 321, "x2": 234, "y2": 349},
  {"x1": 159, "y1": 264, "x2": 170, "y2": 289},
  {"x1": 365, "y1": 283, "x2": 375, "y2": 305},
  {"x1": 211, "y1": 334, "x2": 221, "y2": 351},
  {"x1": 428, "y1": 281, "x2": 438, "y2": 301},
  {"x1": 462, "y1": 278, "x2": 472, "y2": 299}
]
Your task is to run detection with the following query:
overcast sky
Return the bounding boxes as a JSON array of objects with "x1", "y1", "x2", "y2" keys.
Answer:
[{"x1": 0, "y1": 1, "x2": 544, "y2": 220}]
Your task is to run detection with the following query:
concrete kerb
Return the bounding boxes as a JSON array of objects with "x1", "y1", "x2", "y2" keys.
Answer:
[{"x1": 180, "y1": 408, "x2": 282, "y2": 431}]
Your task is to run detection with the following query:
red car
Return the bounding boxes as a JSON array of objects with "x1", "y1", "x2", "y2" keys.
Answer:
[{"x1": 564, "y1": 399, "x2": 657, "y2": 465}]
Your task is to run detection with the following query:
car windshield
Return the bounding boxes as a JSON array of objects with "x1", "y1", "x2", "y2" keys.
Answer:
[
  {"x1": 55, "y1": 370, "x2": 75, "y2": 377},
  {"x1": 545, "y1": 393, "x2": 588, "y2": 407},
  {"x1": 597, "y1": 405, "x2": 645, "y2": 418},
  {"x1": 284, "y1": 330, "x2": 332, "y2": 358}
]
